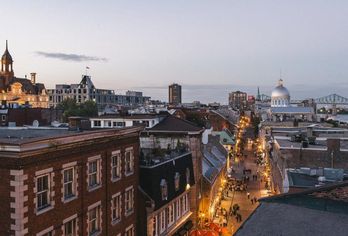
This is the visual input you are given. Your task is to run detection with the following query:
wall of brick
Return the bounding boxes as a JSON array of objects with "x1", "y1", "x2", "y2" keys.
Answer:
[{"x1": 2, "y1": 133, "x2": 139, "y2": 236}]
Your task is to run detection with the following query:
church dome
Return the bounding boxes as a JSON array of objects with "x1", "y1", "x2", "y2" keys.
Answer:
[
  {"x1": 271, "y1": 84, "x2": 289, "y2": 98},
  {"x1": 271, "y1": 79, "x2": 290, "y2": 107}
]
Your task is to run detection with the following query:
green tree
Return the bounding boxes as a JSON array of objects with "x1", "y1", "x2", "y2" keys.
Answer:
[
  {"x1": 57, "y1": 98, "x2": 98, "y2": 122},
  {"x1": 252, "y1": 116, "x2": 261, "y2": 137}
]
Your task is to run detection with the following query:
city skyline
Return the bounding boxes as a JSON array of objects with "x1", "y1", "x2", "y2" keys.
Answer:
[{"x1": 1, "y1": 1, "x2": 348, "y2": 103}]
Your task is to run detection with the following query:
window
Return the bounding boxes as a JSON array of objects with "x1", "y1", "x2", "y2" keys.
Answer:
[
  {"x1": 37, "y1": 227, "x2": 54, "y2": 236},
  {"x1": 168, "y1": 203, "x2": 175, "y2": 227},
  {"x1": 160, "y1": 179, "x2": 168, "y2": 201},
  {"x1": 125, "y1": 186, "x2": 134, "y2": 215},
  {"x1": 125, "y1": 225, "x2": 135, "y2": 236},
  {"x1": 37, "y1": 174, "x2": 50, "y2": 210},
  {"x1": 111, "y1": 152, "x2": 121, "y2": 180},
  {"x1": 117, "y1": 122, "x2": 125, "y2": 127},
  {"x1": 63, "y1": 167, "x2": 75, "y2": 200},
  {"x1": 88, "y1": 206, "x2": 100, "y2": 235},
  {"x1": 160, "y1": 210, "x2": 166, "y2": 233},
  {"x1": 1, "y1": 115, "x2": 5, "y2": 121},
  {"x1": 64, "y1": 218, "x2": 77, "y2": 236},
  {"x1": 88, "y1": 159, "x2": 101, "y2": 189},
  {"x1": 125, "y1": 149, "x2": 134, "y2": 175},
  {"x1": 111, "y1": 193, "x2": 122, "y2": 223},
  {"x1": 152, "y1": 215, "x2": 158, "y2": 236},
  {"x1": 174, "y1": 172, "x2": 180, "y2": 191},
  {"x1": 93, "y1": 120, "x2": 101, "y2": 127}
]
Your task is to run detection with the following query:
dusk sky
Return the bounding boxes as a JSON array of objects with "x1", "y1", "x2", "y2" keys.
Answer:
[{"x1": 1, "y1": 0, "x2": 348, "y2": 103}]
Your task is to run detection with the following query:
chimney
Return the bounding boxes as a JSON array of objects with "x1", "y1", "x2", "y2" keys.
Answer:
[{"x1": 30, "y1": 72, "x2": 36, "y2": 84}]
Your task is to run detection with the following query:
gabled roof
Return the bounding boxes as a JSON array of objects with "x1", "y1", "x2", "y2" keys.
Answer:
[{"x1": 147, "y1": 115, "x2": 203, "y2": 133}]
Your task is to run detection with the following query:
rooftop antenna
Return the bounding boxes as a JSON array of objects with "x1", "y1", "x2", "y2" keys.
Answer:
[
  {"x1": 278, "y1": 69, "x2": 283, "y2": 86},
  {"x1": 6, "y1": 40, "x2": 8, "y2": 50}
]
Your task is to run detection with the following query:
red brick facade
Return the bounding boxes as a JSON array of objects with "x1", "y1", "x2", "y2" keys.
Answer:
[{"x1": 0, "y1": 127, "x2": 141, "y2": 236}]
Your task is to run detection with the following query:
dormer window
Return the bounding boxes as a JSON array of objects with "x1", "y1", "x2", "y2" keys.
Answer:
[
  {"x1": 160, "y1": 179, "x2": 168, "y2": 201},
  {"x1": 174, "y1": 172, "x2": 180, "y2": 191}
]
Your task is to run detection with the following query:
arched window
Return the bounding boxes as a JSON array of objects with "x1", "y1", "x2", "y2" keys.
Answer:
[
  {"x1": 160, "y1": 179, "x2": 168, "y2": 200},
  {"x1": 174, "y1": 172, "x2": 180, "y2": 191}
]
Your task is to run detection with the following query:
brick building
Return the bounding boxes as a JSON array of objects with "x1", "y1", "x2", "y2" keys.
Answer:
[
  {"x1": 261, "y1": 126, "x2": 348, "y2": 194},
  {"x1": 0, "y1": 108, "x2": 63, "y2": 127},
  {"x1": 228, "y1": 91, "x2": 247, "y2": 110},
  {"x1": 0, "y1": 126, "x2": 142, "y2": 236}
]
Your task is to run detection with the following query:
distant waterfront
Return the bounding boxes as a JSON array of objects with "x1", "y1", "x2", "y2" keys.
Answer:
[{"x1": 332, "y1": 114, "x2": 348, "y2": 123}]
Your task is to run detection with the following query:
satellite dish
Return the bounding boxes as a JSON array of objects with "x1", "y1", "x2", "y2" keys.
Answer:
[{"x1": 32, "y1": 120, "x2": 39, "y2": 127}]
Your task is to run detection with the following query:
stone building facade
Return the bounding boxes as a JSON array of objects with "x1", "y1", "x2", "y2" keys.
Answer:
[
  {"x1": 0, "y1": 41, "x2": 49, "y2": 108},
  {"x1": 0, "y1": 126, "x2": 142, "y2": 236}
]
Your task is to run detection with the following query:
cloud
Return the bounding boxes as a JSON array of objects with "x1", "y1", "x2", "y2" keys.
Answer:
[{"x1": 35, "y1": 51, "x2": 108, "y2": 62}]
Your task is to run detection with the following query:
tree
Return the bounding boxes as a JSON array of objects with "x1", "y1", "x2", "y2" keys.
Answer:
[
  {"x1": 57, "y1": 98, "x2": 98, "y2": 122},
  {"x1": 252, "y1": 116, "x2": 261, "y2": 138}
]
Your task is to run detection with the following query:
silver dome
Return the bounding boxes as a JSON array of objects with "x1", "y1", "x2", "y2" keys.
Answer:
[
  {"x1": 271, "y1": 85, "x2": 290, "y2": 98},
  {"x1": 271, "y1": 79, "x2": 290, "y2": 98}
]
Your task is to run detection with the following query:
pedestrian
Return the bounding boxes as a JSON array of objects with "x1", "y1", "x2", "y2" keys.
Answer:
[
  {"x1": 247, "y1": 192, "x2": 250, "y2": 199},
  {"x1": 251, "y1": 198, "x2": 254, "y2": 204},
  {"x1": 254, "y1": 197, "x2": 258, "y2": 203}
]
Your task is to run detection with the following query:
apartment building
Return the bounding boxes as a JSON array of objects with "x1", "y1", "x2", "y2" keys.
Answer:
[
  {"x1": 47, "y1": 75, "x2": 150, "y2": 109},
  {"x1": 0, "y1": 126, "x2": 142, "y2": 236}
]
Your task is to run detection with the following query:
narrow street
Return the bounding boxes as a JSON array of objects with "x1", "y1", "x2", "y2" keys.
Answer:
[{"x1": 219, "y1": 125, "x2": 269, "y2": 235}]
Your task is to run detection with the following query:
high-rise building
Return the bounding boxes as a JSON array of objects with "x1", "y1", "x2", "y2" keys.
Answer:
[
  {"x1": 169, "y1": 83, "x2": 182, "y2": 105},
  {"x1": 0, "y1": 41, "x2": 49, "y2": 108},
  {"x1": 228, "y1": 91, "x2": 247, "y2": 109}
]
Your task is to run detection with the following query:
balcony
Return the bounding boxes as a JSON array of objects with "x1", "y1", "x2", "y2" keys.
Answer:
[{"x1": 140, "y1": 146, "x2": 190, "y2": 167}]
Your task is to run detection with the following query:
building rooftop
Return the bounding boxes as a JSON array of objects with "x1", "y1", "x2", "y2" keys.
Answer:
[
  {"x1": 0, "y1": 126, "x2": 143, "y2": 154},
  {"x1": 0, "y1": 127, "x2": 73, "y2": 143},
  {"x1": 147, "y1": 115, "x2": 203, "y2": 133},
  {"x1": 139, "y1": 151, "x2": 195, "y2": 210},
  {"x1": 288, "y1": 168, "x2": 347, "y2": 189},
  {"x1": 236, "y1": 182, "x2": 348, "y2": 236},
  {"x1": 274, "y1": 136, "x2": 348, "y2": 150}
]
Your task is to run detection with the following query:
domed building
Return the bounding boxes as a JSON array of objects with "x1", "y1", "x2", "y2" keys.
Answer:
[
  {"x1": 271, "y1": 79, "x2": 290, "y2": 107},
  {"x1": 267, "y1": 79, "x2": 315, "y2": 122},
  {"x1": 0, "y1": 41, "x2": 48, "y2": 108}
]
